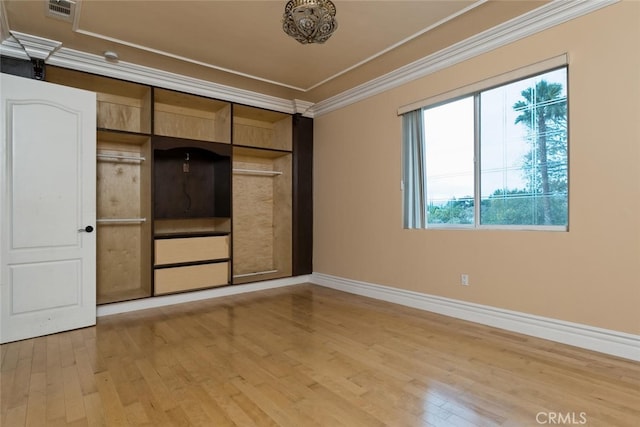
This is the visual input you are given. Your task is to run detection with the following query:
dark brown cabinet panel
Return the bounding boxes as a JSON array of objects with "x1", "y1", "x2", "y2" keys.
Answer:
[{"x1": 292, "y1": 114, "x2": 313, "y2": 275}]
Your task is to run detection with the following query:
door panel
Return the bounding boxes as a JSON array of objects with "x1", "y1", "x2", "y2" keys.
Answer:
[
  {"x1": 11, "y1": 102, "x2": 81, "y2": 249},
  {"x1": 10, "y1": 260, "x2": 81, "y2": 313},
  {"x1": 1, "y1": 73, "x2": 96, "y2": 344}
]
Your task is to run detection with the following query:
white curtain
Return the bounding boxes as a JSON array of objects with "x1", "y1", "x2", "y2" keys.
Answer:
[{"x1": 402, "y1": 109, "x2": 427, "y2": 228}]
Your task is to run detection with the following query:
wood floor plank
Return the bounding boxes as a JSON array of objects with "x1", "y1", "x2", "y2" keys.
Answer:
[
  {"x1": 301, "y1": 368, "x2": 414, "y2": 426},
  {"x1": 127, "y1": 376, "x2": 174, "y2": 426},
  {"x1": 24, "y1": 371, "x2": 46, "y2": 427},
  {"x1": 304, "y1": 380, "x2": 387, "y2": 427},
  {"x1": 29, "y1": 339, "x2": 46, "y2": 378},
  {"x1": 105, "y1": 356, "x2": 143, "y2": 409},
  {"x1": 94, "y1": 371, "x2": 127, "y2": 426},
  {"x1": 0, "y1": 364, "x2": 17, "y2": 416},
  {"x1": 0, "y1": 340, "x2": 8, "y2": 367},
  {"x1": 4, "y1": 404, "x2": 27, "y2": 427},
  {"x1": 134, "y1": 359, "x2": 178, "y2": 413},
  {"x1": 182, "y1": 383, "x2": 236, "y2": 427},
  {"x1": 62, "y1": 364, "x2": 86, "y2": 423},
  {"x1": 201, "y1": 379, "x2": 262, "y2": 427},
  {"x1": 58, "y1": 334, "x2": 76, "y2": 369},
  {"x1": 1, "y1": 284, "x2": 639, "y2": 426},
  {"x1": 122, "y1": 401, "x2": 148, "y2": 426},
  {"x1": 83, "y1": 392, "x2": 107, "y2": 427},
  {"x1": 229, "y1": 376, "x2": 298, "y2": 427},
  {"x1": 8, "y1": 351, "x2": 32, "y2": 411},
  {"x1": 73, "y1": 347, "x2": 97, "y2": 397},
  {"x1": 43, "y1": 334, "x2": 64, "y2": 423}
]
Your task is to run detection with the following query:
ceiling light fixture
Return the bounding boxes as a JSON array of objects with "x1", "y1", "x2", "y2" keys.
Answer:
[{"x1": 282, "y1": 0, "x2": 338, "y2": 44}]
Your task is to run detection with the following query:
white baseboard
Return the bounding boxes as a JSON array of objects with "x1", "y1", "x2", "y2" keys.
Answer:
[
  {"x1": 311, "y1": 273, "x2": 640, "y2": 362},
  {"x1": 97, "y1": 275, "x2": 311, "y2": 317}
]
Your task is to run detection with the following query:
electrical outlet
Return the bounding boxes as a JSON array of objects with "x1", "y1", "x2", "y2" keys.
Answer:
[{"x1": 461, "y1": 274, "x2": 469, "y2": 286}]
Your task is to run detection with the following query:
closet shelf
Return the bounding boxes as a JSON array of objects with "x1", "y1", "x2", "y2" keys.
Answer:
[
  {"x1": 97, "y1": 153, "x2": 146, "y2": 162},
  {"x1": 232, "y1": 168, "x2": 282, "y2": 176},
  {"x1": 233, "y1": 270, "x2": 278, "y2": 278},
  {"x1": 97, "y1": 218, "x2": 147, "y2": 224}
]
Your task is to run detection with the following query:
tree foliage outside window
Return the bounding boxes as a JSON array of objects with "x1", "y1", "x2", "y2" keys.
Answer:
[{"x1": 423, "y1": 67, "x2": 568, "y2": 229}]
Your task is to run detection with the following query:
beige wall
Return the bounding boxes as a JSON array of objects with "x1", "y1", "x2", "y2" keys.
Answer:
[{"x1": 313, "y1": 1, "x2": 640, "y2": 335}]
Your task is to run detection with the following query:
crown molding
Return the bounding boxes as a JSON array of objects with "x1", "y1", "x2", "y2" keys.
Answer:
[
  {"x1": 71, "y1": 2, "x2": 488, "y2": 93},
  {"x1": 46, "y1": 47, "x2": 305, "y2": 115},
  {"x1": 73, "y1": 27, "x2": 308, "y2": 93},
  {"x1": 0, "y1": 36, "x2": 29, "y2": 60},
  {"x1": 10, "y1": 30, "x2": 61, "y2": 60},
  {"x1": 309, "y1": 0, "x2": 619, "y2": 117},
  {"x1": 3, "y1": 0, "x2": 616, "y2": 118},
  {"x1": 293, "y1": 99, "x2": 315, "y2": 116},
  {"x1": 303, "y1": 0, "x2": 488, "y2": 92}
]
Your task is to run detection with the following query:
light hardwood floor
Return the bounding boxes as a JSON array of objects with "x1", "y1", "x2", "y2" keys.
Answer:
[{"x1": 1, "y1": 284, "x2": 639, "y2": 426}]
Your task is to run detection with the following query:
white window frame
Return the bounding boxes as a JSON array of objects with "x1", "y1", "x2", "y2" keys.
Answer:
[{"x1": 400, "y1": 55, "x2": 569, "y2": 231}]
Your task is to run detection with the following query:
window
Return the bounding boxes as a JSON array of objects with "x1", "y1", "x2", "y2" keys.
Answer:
[{"x1": 402, "y1": 66, "x2": 568, "y2": 230}]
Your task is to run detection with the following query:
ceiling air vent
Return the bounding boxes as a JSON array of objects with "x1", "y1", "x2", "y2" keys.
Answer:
[{"x1": 45, "y1": 0, "x2": 76, "y2": 22}]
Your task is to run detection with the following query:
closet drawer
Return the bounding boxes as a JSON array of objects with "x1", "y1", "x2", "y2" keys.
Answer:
[
  {"x1": 154, "y1": 262, "x2": 229, "y2": 295},
  {"x1": 155, "y1": 235, "x2": 229, "y2": 265}
]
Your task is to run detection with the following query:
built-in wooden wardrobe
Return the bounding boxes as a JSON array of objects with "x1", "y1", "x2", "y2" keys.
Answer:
[{"x1": 45, "y1": 66, "x2": 312, "y2": 305}]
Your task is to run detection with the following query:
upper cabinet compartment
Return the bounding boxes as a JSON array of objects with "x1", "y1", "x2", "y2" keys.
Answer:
[
  {"x1": 45, "y1": 66, "x2": 151, "y2": 134},
  {"x1": 154, "y1": 89, "x2": 231, "y2": 143},
  {"x1": 153, "y1": 138, "x2": 231, "y2": 224},
  {"x1": 233, "y1": 105, "x2": 292, "y2": 151}
]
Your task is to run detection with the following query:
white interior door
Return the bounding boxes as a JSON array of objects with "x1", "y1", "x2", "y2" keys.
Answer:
[{"x1": 1, "y1": 73, "x2": 96, "y2": 343}]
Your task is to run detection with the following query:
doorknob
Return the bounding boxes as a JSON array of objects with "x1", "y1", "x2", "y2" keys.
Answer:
[{"x1": 78, "y1": 225, "x2": 94, "y2": 233}]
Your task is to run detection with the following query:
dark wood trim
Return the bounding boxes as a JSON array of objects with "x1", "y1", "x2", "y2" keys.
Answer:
[
  {"x1": 154, "y1": 231, "x2": 230, "y2": 239},
  {"x1": 154, "y1": 258, "x2": 230, "y2": 269},
  {"x1": 292, "y1": 114, "x2": 313, "y2": 276}
]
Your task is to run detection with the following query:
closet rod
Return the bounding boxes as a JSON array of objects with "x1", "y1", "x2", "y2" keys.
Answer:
[
  {"x1": 97, "y1": 218, "x2": 147, "y2": 224},
  {"x1": 232, "y1": 168, "x2": 282, "y2": 176},
  {"x1": 233, "y1": 269, "x2": 278, "y2": 278},
  {"x1": 97, "y1": 153, "x2": 146, "y2": 162}
]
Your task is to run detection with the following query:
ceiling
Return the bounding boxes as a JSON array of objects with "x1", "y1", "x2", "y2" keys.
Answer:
[{"x1": 1, "y1": 1, "x2": 549, "y2": 103}]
